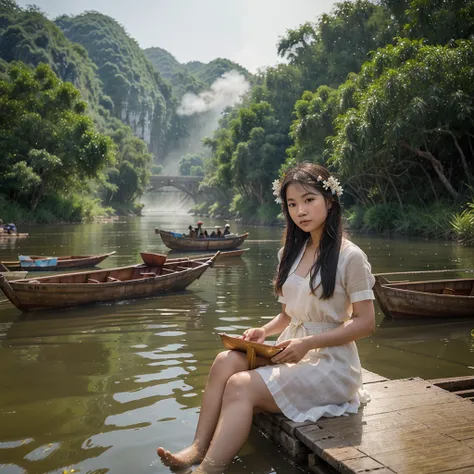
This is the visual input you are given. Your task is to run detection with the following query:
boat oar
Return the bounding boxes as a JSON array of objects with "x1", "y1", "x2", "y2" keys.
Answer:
[{"x1": 206, "y1": 251, "x2": 221, "y2": 268}]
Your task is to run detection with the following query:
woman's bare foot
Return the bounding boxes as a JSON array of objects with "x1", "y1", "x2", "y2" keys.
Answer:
[{"x1": 157, "y1": 445, "x2": 204, "y2": 469}]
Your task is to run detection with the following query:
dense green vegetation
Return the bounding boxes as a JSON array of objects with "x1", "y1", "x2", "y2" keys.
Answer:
[
  {"x1": 1, "y1": 0, "x2": 473, "y2": 246},
  {"x1": 179, "y1": 154, "x2": 205, "y2": 177},
  {"x1": 0, "y1": 1, "x2": 169, "y2": 221},
  {"x1": 197, "y1": 0, "x2": 474, "y2": 244},
  {"x1": 0, "y1": 0, "x2": 106, "y2": 123},
  {"x1": 144, "y1": 47, "x2": 206, "y2": 97},
  {"x1": 0, "y1": 61, "x2": 114, "y2": 222},
  {"x1": 55, "y1": 12, "x2": 179, "y2": 161},
  {"x1": 0, "y1": 1, "x2": 251, "y2": 222}
]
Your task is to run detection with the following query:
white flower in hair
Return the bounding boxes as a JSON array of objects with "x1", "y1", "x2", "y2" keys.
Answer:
[
  {"x1": 317, "y1": 175, "x2": 343, "y2": 197},
  {"x1": 272, "y1": 178, "x2": 282, "y2": 204}
]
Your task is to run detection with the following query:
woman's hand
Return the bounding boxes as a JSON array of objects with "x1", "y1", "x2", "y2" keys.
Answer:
[
  {"x1": 241, "y1": 327, "x2": 266, "y2": 343},
  {"x1": 272, "y1": 338, "x2": 311, "y2": 364}
]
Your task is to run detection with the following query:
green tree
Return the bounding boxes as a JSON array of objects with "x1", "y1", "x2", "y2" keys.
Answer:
[
  {"x1": 104, "y1": 119, "x2": 153, "y2": 204},
  {"x1": 331, "y1": 39, "x2": 474, "y2": 204},
  {"x1": 179, "y1": 154, "x2": 204, "y2": 176},
  {"x1": 0, "y1": 62, "x2": 114, "y2": 211}
]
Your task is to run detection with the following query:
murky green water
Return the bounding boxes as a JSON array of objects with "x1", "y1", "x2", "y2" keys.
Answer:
[{"x1": 0, "y1": 208, "x2": 473, "y2": 474}]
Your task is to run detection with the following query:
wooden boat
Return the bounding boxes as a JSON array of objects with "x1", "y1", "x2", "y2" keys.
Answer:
[
  {"x1": 0, "y1": 271, "x2": 28, "y2": 281},
  {"x1": 141, "y1": 248, "x2": 249, "y2": 266},
  {"x1": 182, "y1": 248, "x2": 249, "y2": 259},
  {"x1": 0, "y1": 253, "x2": 219, "y2": 312},
  {"x1": 2, "y1": 252, "x2": 115, "y2": 271},
  {"x1": 156, "y1": 229, "x2": 249, "y2": 251},
  {"x1": 374, "y1": 273, "x2": 474, "y2": 319},
  {"x1": 0, "y1": 233, "x2": 29, "y2": 239}
]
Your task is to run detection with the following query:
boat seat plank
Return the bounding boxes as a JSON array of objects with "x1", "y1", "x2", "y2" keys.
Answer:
[
  {"x1": 160, "y1": 268, "x2": 175, "y2": 274},
  {"x1": 87, "y1": 278, "x2": 100, "y2": 284},
  {"x1": 176, "y1": 266, "x2": 190, "y2": 271},
  {"x1": 107, "y1": 276, "x2": 121, "y2": 282},
  {"x1": 140, "y1": 272, "x2": 156, "y2": 278}
]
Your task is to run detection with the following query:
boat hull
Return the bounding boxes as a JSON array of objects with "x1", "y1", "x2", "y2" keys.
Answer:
[
  {"x1": 158, "y1": 229, "x2": 249, "y2": 251},
  {"x1": 3, "y1": 252, "x2": 115, "y2": 271},
  {"x1": 0, "y1": 233, "x2": 28, "y2": 239},
  {"x1": 374, "y1": 276, "x2": 474, "y2": 318},
  {"x1": 0, "y1": 257, "x2": 216, "y2": 312},
  {"x1": 0, "y1": 271, "x2": 28, "y2": 281}
]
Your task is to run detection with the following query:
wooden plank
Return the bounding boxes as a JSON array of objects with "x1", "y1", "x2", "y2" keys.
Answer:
[
  {"x1": 363, "y1": 378, "x2": 449, "y2": 399},
  {"x1": 375, "y1": 441, "x2": 474, "y2": 474},
  {"x1": 313, "y1": 379, "x2": 473, "y2": 473},
  {"x1": 317, "y1": 411, "x2": 426, "y2": 437},
  {"x1": 342, "y1": 427, "x2": 456, "y2": 457},
  {"x1": 430, "y1": 376, "x2": 474, "y2": 391},
  {"x1": 340, "y1": 456, "x2": 389, "y2": 473},
  {"x1": 437, "y1": 468, "x2": 474, "y2": 474},
  {"x1": 362, "y1": 369, "x2": 389, "y2": 384},
  {"x1": 260, "y1": 374, "x2": 474, "y2": 474},
  {"x1": 361, "y1": 389, "x2": 457, "y2": 416}
]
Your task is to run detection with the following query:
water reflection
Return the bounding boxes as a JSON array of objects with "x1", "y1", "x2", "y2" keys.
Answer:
[{"x1": 0, "y1": 214, "x2": 473, "y2": 473}]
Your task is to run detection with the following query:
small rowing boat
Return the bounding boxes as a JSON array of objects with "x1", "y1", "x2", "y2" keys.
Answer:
[
  {"x1": 156, "y1": 229, "x2": 249, "y2": 251},
  {"x1": 141, "y1": 248, "x2": 249, "y2": 266},
  {"x1": 2, "y1": 252, "x2": 115, "y2": 271},
  {"x1": 374, "y1": 270, "x2": 474, "y2": 318},
  {"x1": 0, "y1": 252, "x2": 219, "y2": 312}
]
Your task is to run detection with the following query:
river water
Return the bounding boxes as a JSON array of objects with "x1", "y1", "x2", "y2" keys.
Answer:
[{"x1": 0, "y1": 206, "x2": 473, "y2": 474}]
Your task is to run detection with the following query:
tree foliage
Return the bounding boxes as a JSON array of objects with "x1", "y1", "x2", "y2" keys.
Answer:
[{"x1": 0, "y1": 62, "x2": 114, "y2": 211}]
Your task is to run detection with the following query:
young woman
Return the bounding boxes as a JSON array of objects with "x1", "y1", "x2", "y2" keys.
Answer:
[{"x1": 157, "y1": 162, "x2": 376, "y2": 473}]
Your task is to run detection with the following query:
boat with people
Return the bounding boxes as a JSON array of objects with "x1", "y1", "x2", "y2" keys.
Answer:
[
  {"x1": 374, "y1": 270, "x2": 474, "y2": 319},
  {"x1": 156, "y1": 228, "x2": 249, "y2": 251},
  {"x1": 0, "y1": 252, "x2": 219, "y2": 312},
  {"x1": 2, "y1": 252, "x2": 116, "y2": 271}
]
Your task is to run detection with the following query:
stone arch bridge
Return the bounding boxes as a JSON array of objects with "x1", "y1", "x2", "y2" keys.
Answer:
[{"x1": 148, "y1": 175, "x2": 204, "y2": 202}]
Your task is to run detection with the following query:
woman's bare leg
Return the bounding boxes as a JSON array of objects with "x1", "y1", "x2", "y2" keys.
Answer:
[
  {"x1": 194, "y1": 370, "x2": 280, "y2": 473},
  {"x1": 157, "y1": 350, "x2": 251, "y2": 469}
]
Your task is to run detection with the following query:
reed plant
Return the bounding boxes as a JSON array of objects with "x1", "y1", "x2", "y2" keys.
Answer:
[{"x1": 451, "y1": 202, "x2": 474, "y2": 246}]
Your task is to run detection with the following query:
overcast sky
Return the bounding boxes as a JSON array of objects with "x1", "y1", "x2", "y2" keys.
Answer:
[{"x1": 17, "y1": 0, "x2": 338, "y2": 72}]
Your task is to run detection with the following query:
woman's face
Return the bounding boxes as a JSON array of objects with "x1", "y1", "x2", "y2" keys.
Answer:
[{"x1": 286, "y1": 182, "x2": 331, "y2": 234}]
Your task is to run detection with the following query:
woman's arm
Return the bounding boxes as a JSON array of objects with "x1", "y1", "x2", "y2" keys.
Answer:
[
  {"x1": 242, "y1": 304, "x2": 291, "y2": 343},
  {"x1": 272, "y1": 300, "x2": 375, "y2": 364}
]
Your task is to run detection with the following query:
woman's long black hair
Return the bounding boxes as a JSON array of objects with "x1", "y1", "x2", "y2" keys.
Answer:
[{"x1": 274, "y1": 162, "x2": 343, "y2": 300}]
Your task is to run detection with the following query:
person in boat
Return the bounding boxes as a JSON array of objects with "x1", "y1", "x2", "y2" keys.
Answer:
[
  {"x1": 203, "y1": 230, "x2": 209, "y2": 238},
  {"x1": 223, "y1": 223, "x2": 231, "y2": 236},
  {"x1": 215, "y1": 227, "x2": 222, "y2": 238},
  {"x1": 0, "y1": 219, "x2": 3, "y2": 234},
  {"x1": 188, "y1": 225, "x2": 197, "y2": 238},
  {"x1": 195, "y1": 221, "x2": 204, "y2": 238},
  {"x1": 157, "y1": 162, "x2": 376, "y2": 473},
  {"x1": 2, "y1": 222, "x2": 17, "y2": 234},
  {"x1": 209, "y1": 230, "x2": 217, "y2": 238}
]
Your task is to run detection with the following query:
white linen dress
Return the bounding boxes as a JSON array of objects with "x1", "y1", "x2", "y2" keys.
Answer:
[{"x1": 254, "y1": 238, "x2": 375, "y2": 422}]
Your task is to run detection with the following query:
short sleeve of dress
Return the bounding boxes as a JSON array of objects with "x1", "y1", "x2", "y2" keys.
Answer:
[
  {"x1": 277, "y1": 247, "x2": 285, "y2": 304},
  {"x1": 343, "y1": 246, "x2": 375, "y2": 303}
]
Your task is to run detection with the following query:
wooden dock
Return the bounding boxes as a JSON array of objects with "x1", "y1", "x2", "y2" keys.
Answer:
[{"x1": 253, "y1": 370, "x2": 474, "y2": 473}]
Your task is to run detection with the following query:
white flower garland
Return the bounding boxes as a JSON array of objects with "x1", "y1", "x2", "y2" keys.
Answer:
[
  {"x1": 272, "y1": 174, "x2": 343, "y2": 204},
  {"x1": 272, "y1": 179, "x2": 282, "y2": 204},
  {"x1": 317, "y1": 175, "x2": 344, "y2": 198}
]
